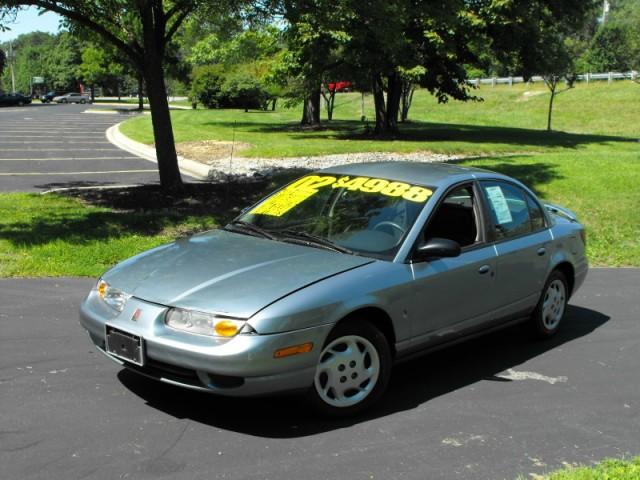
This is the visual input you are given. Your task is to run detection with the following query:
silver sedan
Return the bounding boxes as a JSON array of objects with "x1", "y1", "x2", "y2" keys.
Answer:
[{"x1": 80, "y1": 162, "x2": 588, "y2": 416}]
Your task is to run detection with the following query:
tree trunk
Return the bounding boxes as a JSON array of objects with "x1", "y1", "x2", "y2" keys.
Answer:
[
  {"x1": 385, "y1": 72, "x2": 401, "y2": 133},
  {"x1": 545, "y1": 76, "x2": 557, "y2": 132},
  {"x1": 372, "y1": 73, "x2": 387, "y2": 133},
  {"x1": 141, "y1": 21, "x2": 183, "y2": 191},
  {"x1": 301, "y1": 87, "x2": 321, "y2": 125},
  {"x1": 400, "y1": 81, "x2": 415, "y2": 122},
  {"x1": 271, "y1": 98, "x2": 277, "y2": 111},
  {"x1": 321, "y1": 84, "x2": 336, "y2": 121},
  {"x1": 90, "y1": 85, "x2": 95, "y2": 102},
  {"x1": 137, "y1": 74, "x2": 144, "y2": 111}
]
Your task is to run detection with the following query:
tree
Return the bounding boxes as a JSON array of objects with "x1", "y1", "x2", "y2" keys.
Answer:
[
  {"x1": 281, "y1": 0, "x2": 349, "y2": 126},
  {"x1": 0, "y1": 1, "x2": 233, "y2": 191},
  {"x1": 482, "y1": 1, "x2": 597, "y2": 132},
  {"x1": 188, "y1": 25, "x2": 283, "y2": 112},
  {"x1": 582, "y1": 0, "x2": 640, "y2": 72},
  {"x1": 0, "y1": 32, "x2": 69, "y2": 93},
  {"x1": 78, "y1": 44, "x2": 127, "y2": 101},
  {"x1": 540, "y1": 41, "x2": 573, "y2": 132}
]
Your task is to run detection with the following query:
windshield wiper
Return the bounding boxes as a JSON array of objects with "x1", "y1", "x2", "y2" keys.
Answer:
[
  {"x1": 224, "y1": 220, "x2": 277, "y2": 240},
  {"x1": 279, "y1": 229, "x2": 354, "y2": 255}
]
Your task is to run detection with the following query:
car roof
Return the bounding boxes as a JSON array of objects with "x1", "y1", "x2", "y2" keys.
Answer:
[{"x1": 319, "y1": 161, "x2": 505, "y2": 188}]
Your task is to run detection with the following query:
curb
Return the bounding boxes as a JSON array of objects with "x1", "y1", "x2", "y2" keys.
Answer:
[{"x1": 106, "y1": 122, "x2": 211, "y2": 180}]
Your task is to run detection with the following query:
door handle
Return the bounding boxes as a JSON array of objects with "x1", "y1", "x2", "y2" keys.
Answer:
[
  {"x1": 478, "y1": 265, "x2": 491, "y2": 274},
  {"x1": 537, "y1": 247, "x2": 546, "y2": 256}
]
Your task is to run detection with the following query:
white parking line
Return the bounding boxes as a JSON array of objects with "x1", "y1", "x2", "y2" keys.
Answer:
[
  {"x1": 0, "y1": 148, "x2": 120, "y2": 152},
  {"x1": 0, "y1": 128, "x2": 109, "y2": 132},
  {"x1": 0, "y1": 135, "x2": 90, "y2": 138},
  {"x1": 0, "y1": 141, "x2": 112, "y2": 144},
  {"x1": 0, "y1": 170, "x2": 157, "y2": 176},
  {"x1": 0, "y1": 157, "x2": 140, "y2": 161}
]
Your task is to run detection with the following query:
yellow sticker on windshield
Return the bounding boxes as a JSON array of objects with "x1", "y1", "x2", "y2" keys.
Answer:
[{"x1": 250, "y1": 175, "x2": 433, "y2": 217}]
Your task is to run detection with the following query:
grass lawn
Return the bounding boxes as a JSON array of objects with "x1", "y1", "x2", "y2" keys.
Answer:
[
  {"x1": 0, "y1": 193, "x2": 216, "y2": 277},
  {"x1": 120, "y1": 82, "x2": 639, "y2": 156},
  {"x1": 0, "y1": 179, "x2": 296, "y2": 277},
  {"x1": 520, "y1": 456, "x2": 640, "y2": 479}
]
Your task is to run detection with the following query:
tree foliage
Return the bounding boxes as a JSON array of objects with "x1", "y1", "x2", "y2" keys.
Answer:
[
  {"x1": 188, "y1": 25, "x2": 282, "y2": 111},
  {"x1": 0, "y1": 31, "x2": 81, "y2": 93},
  {"x1": 581, "y1": 0, "x2": 640, "y2": 72}
]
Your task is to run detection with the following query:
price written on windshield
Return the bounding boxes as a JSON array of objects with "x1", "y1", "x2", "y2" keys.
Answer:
[{"x1": 250, "y1": 175, "x2": 433, "y2": 217}]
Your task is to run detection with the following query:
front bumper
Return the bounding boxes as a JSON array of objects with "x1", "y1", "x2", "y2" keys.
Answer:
[{"x1": 80, "y1": 291, "x2": 332, "y2": 396}]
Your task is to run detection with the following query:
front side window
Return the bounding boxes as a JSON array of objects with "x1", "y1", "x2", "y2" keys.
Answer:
[
  {"x1": 480, "y1": 181, "x2": 532, "y2": 240},
  {"x1": 423, "y1": 184, "x2": 480, "y2": 248},
  {"x1": 237, "y1": 174, "x2": 436, "y2": 260}
]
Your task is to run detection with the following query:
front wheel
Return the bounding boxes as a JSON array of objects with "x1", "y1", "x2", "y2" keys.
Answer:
[
  {"x1": 80, "y1": 99, "x2": 86, "y2": 104},
  {"x1": 308, "y1": 320, "x2": 392, "y2": 417},
  {"x1": 531, "y1": 270, "x2": 568, "y2": 338}
]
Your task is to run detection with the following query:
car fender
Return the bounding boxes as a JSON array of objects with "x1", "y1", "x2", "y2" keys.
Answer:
[{"x1": 247, "y1": 261, "x2": 412, "y2": 342}]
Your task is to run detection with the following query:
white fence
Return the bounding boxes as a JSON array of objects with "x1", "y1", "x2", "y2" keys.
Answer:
[{"x1": 468, "y1": 71, "x2": 638, "y2": 86}]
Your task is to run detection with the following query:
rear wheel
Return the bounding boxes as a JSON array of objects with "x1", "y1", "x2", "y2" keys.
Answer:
[
  {"x1": 308, "y1": 320, "x2": 392, "y2": 417},
  {"x1": 531, "y1": 270, "x2": 568, "y2": 338},
  {"x1": 80, "y1": 99, "x2": 86, "y2": 104},
  {"x1": 17, "y1": 100, "x2": 24, "y2": 107}
]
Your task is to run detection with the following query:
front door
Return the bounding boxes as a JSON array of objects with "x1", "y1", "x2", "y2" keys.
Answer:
[{"x1": 408, "y1": 183, "x2": 498, "y2": 346}]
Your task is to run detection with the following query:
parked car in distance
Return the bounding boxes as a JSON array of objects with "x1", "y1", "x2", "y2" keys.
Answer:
[
  {"x1": 53, "y1": 92, "x2": 91, "y2": 104},
  {"x1": 40, "y1": 91, "x2": 62, "y2": 103},
  {"x1": 0, "y1": 91, "x2": 32, "y2": 107},
  {"x1": 80, "y1": 162, "x2": 588, "y2": 416}
]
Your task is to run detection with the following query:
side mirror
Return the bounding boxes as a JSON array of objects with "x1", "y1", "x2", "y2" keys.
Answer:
[{"x1": 414, "y1": 237, "x2": 461, "y2": 261}]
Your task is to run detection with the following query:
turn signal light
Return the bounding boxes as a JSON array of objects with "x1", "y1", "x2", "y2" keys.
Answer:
[
  {"x1": 214, "y1": 320, "x2": 240, "y2": 337},
  {"x1": 274, "y1": 342, "x2": 313, "y2": 359}
]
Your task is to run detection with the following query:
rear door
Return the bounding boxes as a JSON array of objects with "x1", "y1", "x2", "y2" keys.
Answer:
[{"x1": 479, "y1": 180, "x2": 552, "y2": 317}]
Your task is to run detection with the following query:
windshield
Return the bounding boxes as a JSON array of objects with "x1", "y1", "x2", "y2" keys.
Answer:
[{"x1": 236, "y1": 173, "x2": 436, "y2": 260}]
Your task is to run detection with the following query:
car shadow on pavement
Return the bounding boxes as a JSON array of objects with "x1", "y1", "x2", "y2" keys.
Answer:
[{"x1": 117, "y1": 304, "x2": 609, "y2": 437}]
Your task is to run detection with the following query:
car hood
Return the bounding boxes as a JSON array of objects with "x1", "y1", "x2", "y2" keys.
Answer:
[{"x1": 103, "y1": 229, "x2": 374, "y2": 318}]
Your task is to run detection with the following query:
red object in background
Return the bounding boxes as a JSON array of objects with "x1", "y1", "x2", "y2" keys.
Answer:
[
  {"x1": 79, "y1": 84, "x2": 85, "y2": 94},
  {"x1": 327, "y1": 81, "x2": 352, "y2": 92}
]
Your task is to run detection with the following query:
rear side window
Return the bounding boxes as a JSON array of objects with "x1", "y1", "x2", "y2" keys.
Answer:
[{"x1": 480, "y1": 181, "x2": 532, "y2": 240}]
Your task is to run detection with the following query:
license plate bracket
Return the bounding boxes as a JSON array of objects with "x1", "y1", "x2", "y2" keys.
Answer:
[{"x1": 105, "y1": 325, "x2": 144, "y2": 366}]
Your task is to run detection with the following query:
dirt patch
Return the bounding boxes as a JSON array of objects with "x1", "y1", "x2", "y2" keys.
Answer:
[
  {"x1": 518, "y1": 90, "x2": 548, "y2": 101},
  {"x1": 176, "y1": 140, "x2": 251, "y2": 164}
]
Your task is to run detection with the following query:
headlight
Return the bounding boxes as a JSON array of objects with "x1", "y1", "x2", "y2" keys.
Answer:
[
  {"x1": 165, "y1": 308, "x2": 246, "y2": 338},
  {"x1": 96, "y1": 279, "x2": 130, "y2": 312}
]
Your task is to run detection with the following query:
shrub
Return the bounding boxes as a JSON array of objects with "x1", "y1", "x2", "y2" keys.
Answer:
[{"x1": 189, "y1": 65, "x2": 225, "y2": 108}]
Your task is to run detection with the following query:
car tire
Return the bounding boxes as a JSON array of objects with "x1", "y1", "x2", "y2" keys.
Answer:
[
  {"x1": 62, "y1": 99, "x2": 67, "y2": 104},
  {"x1": 80, "y1": 99, "x2": 86, "y2": 104},
  {"x1": 531, "y1": 270, "x2": 569, "y2": 338},
  {"x1": 307, "y1": 320, "x2": 392, "y2": 417},
  {"x1": 17, "y1": 100, "x2": 24, "y2": 107}
]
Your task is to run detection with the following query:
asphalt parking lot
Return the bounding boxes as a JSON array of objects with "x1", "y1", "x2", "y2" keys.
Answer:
[
  {"x1": 2, "y1": 269, "x2": 638, "y2": 480},
  {"x1": 0, "y1": 103, "x2": 160, "y2": 192}
]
